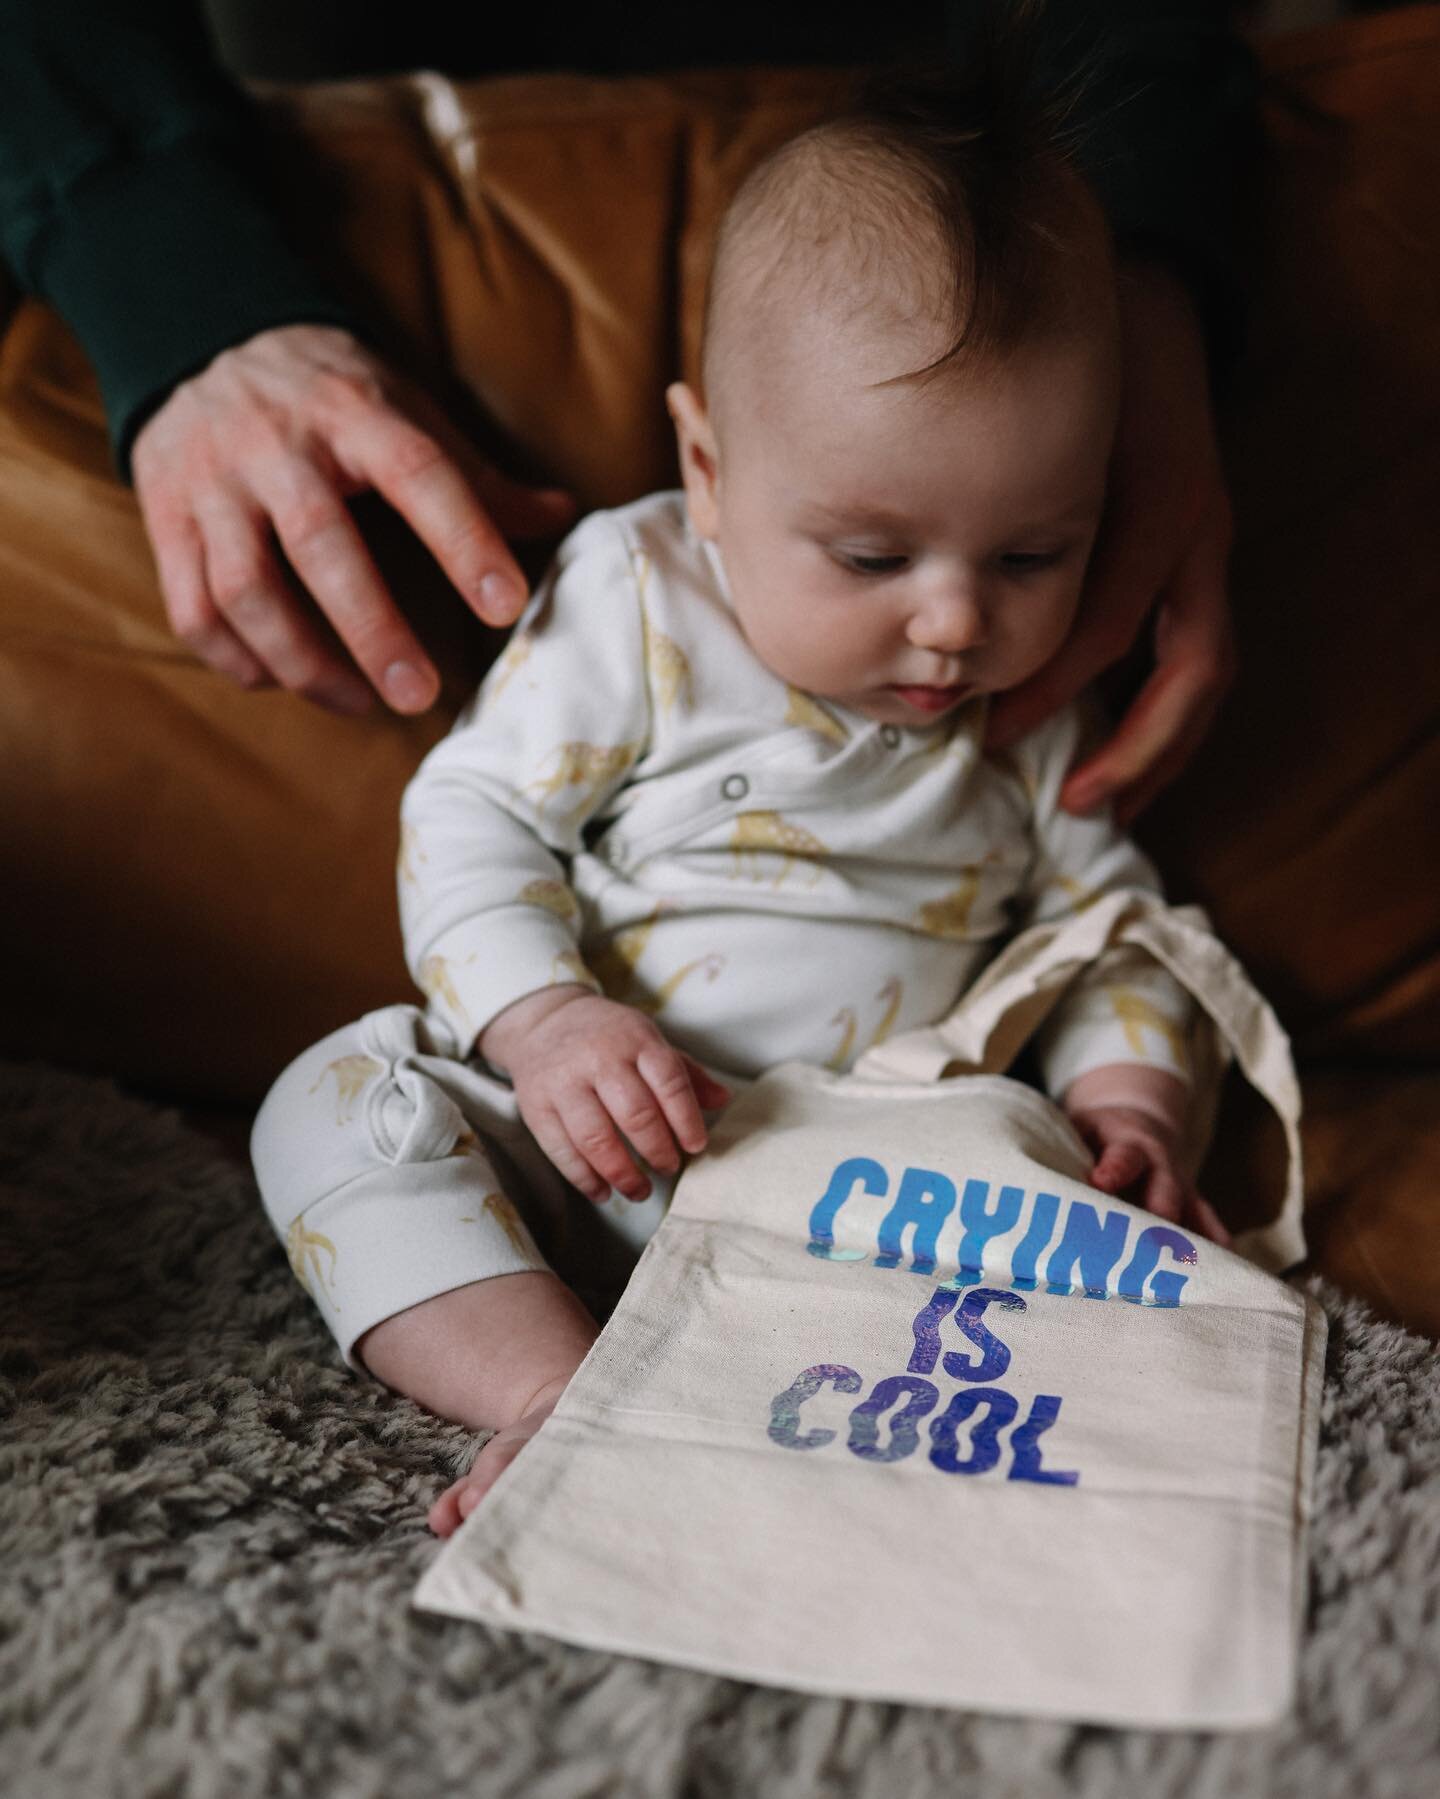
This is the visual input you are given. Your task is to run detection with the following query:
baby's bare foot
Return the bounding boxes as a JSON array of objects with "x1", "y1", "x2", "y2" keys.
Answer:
[{"x1": 427, "y1": 1374, "x2": 572, "y2": 1537}]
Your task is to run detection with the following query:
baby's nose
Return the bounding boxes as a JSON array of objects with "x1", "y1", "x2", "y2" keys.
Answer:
[{"x1": 907, "y1": 584, "x2": 988, "y2": 653}]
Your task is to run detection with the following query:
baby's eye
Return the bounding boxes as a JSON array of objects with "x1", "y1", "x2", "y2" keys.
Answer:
[
  {"x1": 837, "y1": 552, "x2": 908, "y2": 577},
  {"x1": 999, "y1": 550, "x2": 1063, "y2": 574}
]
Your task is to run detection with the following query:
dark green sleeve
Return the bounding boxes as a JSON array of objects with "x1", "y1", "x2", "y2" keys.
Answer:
[
  {"x1": 0, "y1": 0, "x2": 363, "y2": 480},
  {"x1": 949, "y1": 0, "x2": 1261, "y2": 381}
]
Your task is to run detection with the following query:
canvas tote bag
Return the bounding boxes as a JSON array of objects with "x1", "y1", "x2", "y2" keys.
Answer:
[{"x1": 415, "y1": 892, "x2": 1326, "y2": 1729}]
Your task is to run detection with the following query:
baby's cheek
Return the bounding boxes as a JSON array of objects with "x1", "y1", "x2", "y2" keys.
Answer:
[
  {"x1": 1033, "y1": 582, "x2": 1087, "y2": 662},
  {"x1": 756, "y1": 616, "x2": 859, "y2": 691}
]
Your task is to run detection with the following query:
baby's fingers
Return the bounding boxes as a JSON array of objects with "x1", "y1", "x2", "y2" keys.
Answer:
[
  {"x1": 596, "y1": 1064, "x2": 686, "y2": 1179},
  {"x1": 636, "y1": 1044, "x2": 715, "y2": 1157},
  {"x1": 1090, "y1": 1142, "x2": 1149, "y2": 1196},
  {"x1": 541, "y1": 1094, "x2": 648, "y2": 1204},
  {"x1": 1091, "y1": 1140, "x2": 1186, "y2": 1225},
  {"x1": 524, "y1": 1103, "x2": 606, "y2": 1202}
]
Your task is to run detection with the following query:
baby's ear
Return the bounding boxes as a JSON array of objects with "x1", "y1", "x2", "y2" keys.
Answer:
[{"x1": 666, "y1": 382, "x2": 721, "y2": 539}]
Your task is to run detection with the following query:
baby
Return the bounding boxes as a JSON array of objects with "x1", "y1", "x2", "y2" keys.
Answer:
[{"x1": 252, "y1": 67, "x2": 1231, "y2": 1537}]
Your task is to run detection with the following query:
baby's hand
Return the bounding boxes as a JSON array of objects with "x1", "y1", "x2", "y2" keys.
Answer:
[
  {"x1": 478, "y1": 985, "x2": 731, "y2": 1203},
  {"x1": 1063, "y1": 1064, "x2": 1231, "y2": 1248}
]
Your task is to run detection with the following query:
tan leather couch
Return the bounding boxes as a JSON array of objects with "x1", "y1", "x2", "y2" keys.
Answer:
[{"x1": 1, "y1": 11, "x2": 1436, "y2": 1334}]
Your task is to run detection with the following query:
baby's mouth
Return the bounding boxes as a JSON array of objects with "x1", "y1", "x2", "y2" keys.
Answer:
[{"x1": 887, "y1": 682, "x2": 972, "y2": 714}]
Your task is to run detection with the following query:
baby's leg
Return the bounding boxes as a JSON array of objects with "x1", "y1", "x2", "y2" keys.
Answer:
[
  {"x1": 252, "y1": 1003, "x2": 620, "y2": 1532},
  {"x1": 357, "y1": 1269, "x2": 599, "y2": 1534}
]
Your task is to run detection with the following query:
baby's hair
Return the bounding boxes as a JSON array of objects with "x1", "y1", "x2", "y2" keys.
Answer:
[{"x1": 701, "y1": 0, "x2": 1107, "y2": 408}]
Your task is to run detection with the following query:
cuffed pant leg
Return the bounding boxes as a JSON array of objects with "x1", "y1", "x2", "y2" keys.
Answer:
[{"x1": 251, "y1": 1003, "x2": 557, "y2": 1374}]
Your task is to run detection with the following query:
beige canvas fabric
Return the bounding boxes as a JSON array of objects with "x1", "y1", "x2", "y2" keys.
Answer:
[{"x1": 415, "y1": 897, "x2": 1325, "y2": 1728}]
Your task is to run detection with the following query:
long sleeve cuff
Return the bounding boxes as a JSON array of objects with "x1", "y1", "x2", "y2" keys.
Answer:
[
  {"x1": 1034, "y1": 949, "x2": 1195, "y2": 1101},
  {"x1": 29, "y1": 136, "x2": 361, "y2": 481},
  {"x1": 410, "y1": 906, "x2": 602, "y2": 1058}
]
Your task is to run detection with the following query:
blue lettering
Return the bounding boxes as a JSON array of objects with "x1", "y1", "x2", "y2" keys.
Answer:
[
  {"x1": 1044, "y1": 1200, "x2": 1130, "y2": 1298},
  {"x1": 929, "y1": 1386, "x2": 1018, "y2": 1475},
  {"x1": 807, "y1": 1157, "x2": 886, "y2": 1262},
  {"x1": 768, "y1": 1364, "x2": 863, "y2": 1450},
  {"x1": 954, "y1": 1178, "x2": 1026, "y2": 1279},
  {"x1": 1007, "y1": 1393, "x2": 1080, "y2": 1485},
  {"x1": 847, "y1": 1375, "x2": 938, "y2": 1462},
  {"x1": 875, "y1": 1166, "x2": 955, "y2": 1273},
  {"x1": 1118, "y1": 1225, "x2": 1197, "y2": 1306},
  {"x1": 1008, "y1": 1190, "x2": 1061, "y2": 1288},
  {"x1": 907, "y1": 1288, "x2": 959, "y2": 1374},
  {"x1": 942, "y1": 1287, "x2": 1026, "y2": 1382}
]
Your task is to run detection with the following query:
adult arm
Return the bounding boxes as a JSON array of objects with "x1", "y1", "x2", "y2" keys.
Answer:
[
  {"x1": 0, "y1": 0, "x2": 357, "y2": 477},
  {"x1": 980, "y1": 0, "x2": 1255, "y2": 820},
  {"x1": 0, "y1": 0, "x2": 575, "y2": 711}
]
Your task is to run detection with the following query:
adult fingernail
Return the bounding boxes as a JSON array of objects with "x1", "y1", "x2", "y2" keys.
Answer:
[
  {"x1": 480, "y1": 572, "x2": 521, "y2": 615},
  {"x1": 384, "y1": 660, "x2": 436, "y2": 711}
]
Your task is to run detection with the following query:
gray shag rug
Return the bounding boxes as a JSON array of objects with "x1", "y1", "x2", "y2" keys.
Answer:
[{"x1": 1, "y1": 1059, "x2": 1437, "y2": 1799}]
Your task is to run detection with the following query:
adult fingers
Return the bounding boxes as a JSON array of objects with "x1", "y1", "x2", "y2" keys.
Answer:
[
  {"x1": 985, "y1": 472, "x2": 1171, "y2": 754},
  {"x1": 252, "y1": 457, "x2": 443, "y2": 713},
  {"x1": 1061, "y1": 650, "x2": 1224, "y2": 823},
  {"x1": 337, "y1": 405, "x2": 537, "y2": 632},
  {"x1": 194, "y1": 487, "x2": 374, "y2": 713},
  {"x1": 1059, "y1": 502, "x2": 1234, "y2": 818},
  {"x1": 397, "y1": 378, "x2": 578, "y2": 546},
  {"x1": 146, "y1": 503, "x2": 273, "y2": 692}
]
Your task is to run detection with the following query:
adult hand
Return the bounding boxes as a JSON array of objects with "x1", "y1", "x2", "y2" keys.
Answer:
[
  {"x1": 986, "y1": 262, "x2": 1237, "y2": 826},
  {"x1": 131, "y1": 323, "x2": 578, "y2": 714}
]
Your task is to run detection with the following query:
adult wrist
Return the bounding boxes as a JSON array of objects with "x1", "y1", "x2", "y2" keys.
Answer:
[{"x1": 28, "y1": 136, "x2": 362, "y2": 483}]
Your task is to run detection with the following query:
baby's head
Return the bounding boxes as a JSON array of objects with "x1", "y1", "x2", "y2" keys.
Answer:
[{"x1": 667, "y1": 59, "x2": 1120, "y2": 727}]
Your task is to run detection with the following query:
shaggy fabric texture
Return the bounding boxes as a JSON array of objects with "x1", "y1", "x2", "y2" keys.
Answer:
[{"x1": 1, "y1": 1060, "x2": 1436, "y2": 1799}]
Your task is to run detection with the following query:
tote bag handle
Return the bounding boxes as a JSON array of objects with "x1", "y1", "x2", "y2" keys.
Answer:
[{"x1": 853, "y1": 890, "x2": 1305, "y2": 1273}]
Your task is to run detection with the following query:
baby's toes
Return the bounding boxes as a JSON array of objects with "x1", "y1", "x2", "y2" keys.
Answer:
[
  {"x1": 427, "y1": 1406, "x2": 556, "y2": 1537},
  {"x1": 427, "y1": 1470, "x2": 475, "y2": 1538},
  {"x1": 456, "y1": 1427, "x2": 527, "y2": 1518}
]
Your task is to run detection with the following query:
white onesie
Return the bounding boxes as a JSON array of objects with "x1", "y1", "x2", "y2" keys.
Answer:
[
  {"x1": 252, "y1": 489, "x2": 1196, "y2": 1370},
  {"x1": 399, "y1": 490, "x2": 1192, "y2": 1089}
]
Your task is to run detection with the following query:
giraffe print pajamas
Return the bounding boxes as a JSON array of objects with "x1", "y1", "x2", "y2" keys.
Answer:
[{"x1": 253, "y1": 490, "x2": 1199, "y2": 1367}]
